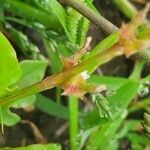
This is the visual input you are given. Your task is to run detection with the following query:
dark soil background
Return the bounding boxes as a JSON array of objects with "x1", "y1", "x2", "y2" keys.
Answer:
[{"x1": 0, "y1": 0, "x2": 144, "y2": 149}]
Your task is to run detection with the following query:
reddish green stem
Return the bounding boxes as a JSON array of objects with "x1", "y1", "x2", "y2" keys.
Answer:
[{"x1": 0, "y1": 48, "x2": 123, "y2": 106}]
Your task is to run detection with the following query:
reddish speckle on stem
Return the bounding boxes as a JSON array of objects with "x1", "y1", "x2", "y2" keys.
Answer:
[{"x1": 62, "y1": 85, "x2": 79, "y2": 96}]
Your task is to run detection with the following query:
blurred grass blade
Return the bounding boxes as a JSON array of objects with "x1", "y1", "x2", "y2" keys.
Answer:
[
  {"x1": 1, "y1": 0, "x2": 61, "y2": 31},
  {"x1": 35, "y1": 94, "x2": 69, "y2": 120},
  {"x1": 115, "y1": 120, "x2": 142, "y2": 140},
  {"x1": 127, "y1": 132, "x2": 150, "y2": 145},
  {"x1": 113, "y1": 0, "x2": 137, "y2": 19},
  {"x1": 129, "y1": 98, "x2": 150, "y2": 112}
]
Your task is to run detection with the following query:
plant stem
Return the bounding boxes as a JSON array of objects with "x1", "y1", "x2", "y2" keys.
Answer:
[
  {"x1": 1, "y1": 0, "x2": 148, "y2": 107},
  {"x1": 69, "y1": 96, "x2": 78, "y2": 150},
  {"x1": 63, "y1": 0, "x2": 150, "y2": 62},
  {"x1": 0, "y1": 47, "x2": 123, "y2": 106},
  {"x1": 0, "y1": 83, "x2": 41, "y2": 106}
]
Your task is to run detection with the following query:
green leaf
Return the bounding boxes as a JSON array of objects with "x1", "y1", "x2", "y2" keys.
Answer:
[
  {"x1": 67, "y1": 7, "x2": 82, "y2": 44},
  {"x1": 17, "y1": 60, "x2": 47, "y2": 88},
  {"x1": 35, "y1": 94, "x2": 69, "y2": 120},
  {"x1": 80, "y1": 76, "x2": 129, "y2": 129},
  {"x1": 8, "y1": 28, "x2": 41, "y2": 59},
  {"x1": 92, "y1": 94, "x2": 112, "y2": 119},
  {"x1": 0, "y1": 32, "x2": 21, "y2": 126},
  {"x1": 1, "y1": 143, "x2": 61, "y2": 150},
  {"x1": 86, "y1": 81, "x2": 139, "y2": 149},
  {"x1": 66, "y1": 0, "x2": 94, "y2": 45},
  {"x1": 76, "y1": 0, "x2": 94, "y2": 46},
  {"x1": 80, "y1": 75, "x2": 129, "y2": 129},
  {"x1": 45, "y1": 0, "x2": 72, "y2": 42},
  {"x1": 79, "y1": 109, "x2": 103, "y2": 130},
  {"x1": 83, "y1": 32, "x2": 119, "y2": 60},
  {"x1": 76, "y1": 16, "x2": 90, "y2": 46},
  {"x1": 108, "y1": 81, "x2": 139, "y2": 118},
  {"x1": 12, "y1": 95, "x2": 36, "y2": 109},
  {"x1": 127, "y1": 132, "x2": 150, "y2": 145},
  {"x1": 0, "y1": 32, "x2": 21, "y2": 95},
  {"x1": 78, "y1": 127, "x2": 98, "y2": 150},
  {"x1": 1, "y1": 0, "x2": 61, "y2": 31},
  {"x1": 88, "y1": 75, "x2": 128, "y2": 90},
  {"x1": 12, "y1": 60, "x2": 47, "y2": 108},
  {"x1": 0, "y1": 60, "x2": 47, "y2": 126},
  {"x1": 0, "y1": 107, "x2": 20, "y2": 126}
]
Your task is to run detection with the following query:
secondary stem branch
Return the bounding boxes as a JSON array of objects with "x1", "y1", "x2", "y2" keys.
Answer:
[{"x1": 63, "y1": 0, "x2": 150, "y2": 62}]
